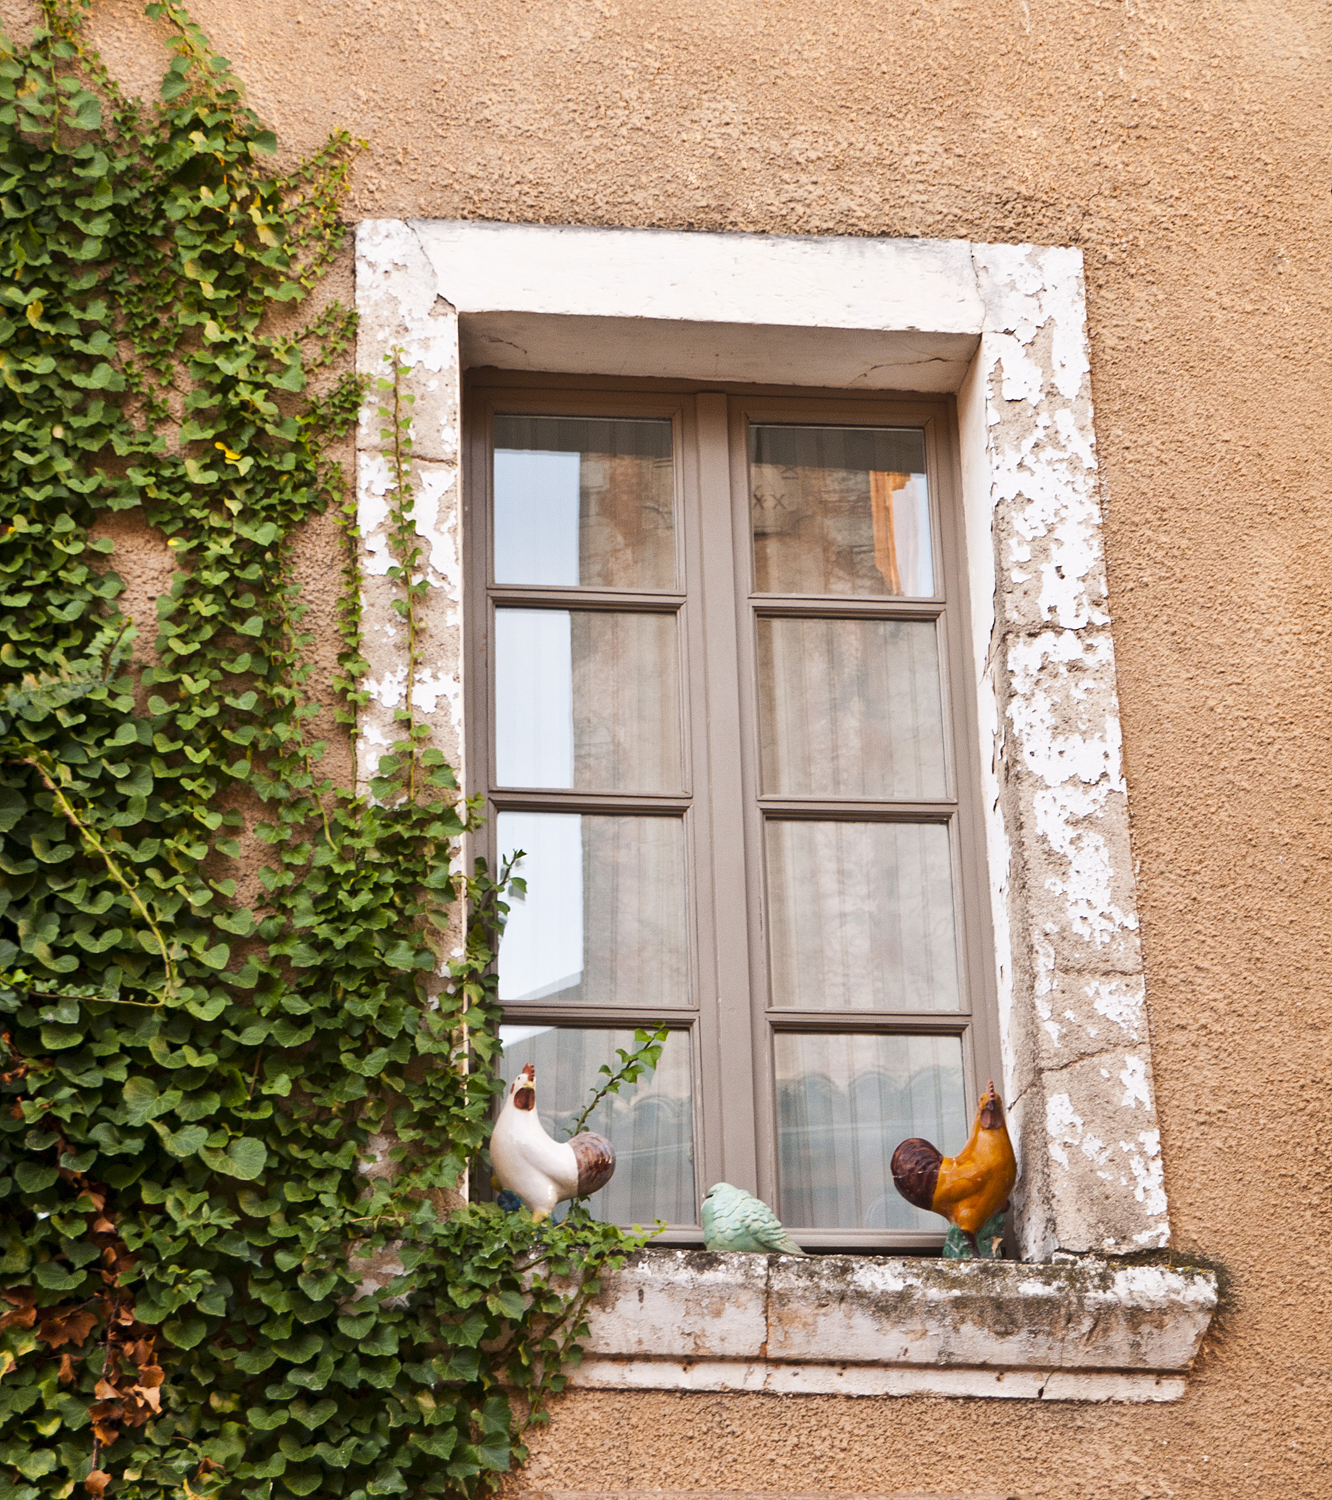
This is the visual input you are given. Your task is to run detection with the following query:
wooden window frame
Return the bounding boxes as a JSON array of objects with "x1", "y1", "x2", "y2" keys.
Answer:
[{"x1": 464, "y1": 370, "x2": 1001, "y2": 1252}]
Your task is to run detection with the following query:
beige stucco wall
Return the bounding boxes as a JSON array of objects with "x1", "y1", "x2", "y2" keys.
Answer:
[{"x1": 61, "y1": 0, "x2": 1332, "y2": 1494}]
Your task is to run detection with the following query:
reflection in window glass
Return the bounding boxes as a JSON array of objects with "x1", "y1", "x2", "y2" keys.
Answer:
[
  {"x1": 756, "y1": 616, "x2": 946, "y2": 799},
  {"x1": 494, "y1": 416, "x2": 676, "y2": 590},
  {"x1": 495, "y1": 609, "x2": 681, "y2": 791},
  {"x1": 765, "y1": 821, "x2": 960, "y2": 1011},
  {"x1": 750, "y1": 424, "x2": 932, "y2": 597},
  {"x1": 497, "y1": 812, "x2": 689, "y2": 1008},
  {"x1": 498, "y1": 1025, "x2": 696, "y2": 1225},
  {"x1": 775, "y1": 1031, "x2": 966, "y2": 1230}
]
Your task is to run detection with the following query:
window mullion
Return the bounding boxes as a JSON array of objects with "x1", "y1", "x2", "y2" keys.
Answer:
[{"x1": 691, "y1": 391, "x2": 761, "y2": 1197}]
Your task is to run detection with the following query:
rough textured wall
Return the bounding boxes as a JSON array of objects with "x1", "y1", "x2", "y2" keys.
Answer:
[{"x1": 60, "y1": 0, "x2": 1332, "y2": 1495}]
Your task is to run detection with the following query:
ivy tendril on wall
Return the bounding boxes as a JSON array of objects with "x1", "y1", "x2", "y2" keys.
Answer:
[{"x1": 0, "y1": 4, "x2": 658, "y2": 1500}]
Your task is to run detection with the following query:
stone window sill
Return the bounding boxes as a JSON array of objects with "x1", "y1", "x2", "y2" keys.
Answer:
[{"x1": 571, "y1": 1249, "x2": 1217, "y2": 1404}]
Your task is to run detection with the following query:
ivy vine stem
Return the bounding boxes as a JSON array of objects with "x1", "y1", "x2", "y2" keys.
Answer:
[
  {"x1": 18, "y1": 756, "x2": 177, "y2": 1002},
  {"x1": 566, "y1": 1024, "x2": 671, "y2": 1139},
  {"x1": 381, "y1": 345, "x2": 423, "y2": 803}
]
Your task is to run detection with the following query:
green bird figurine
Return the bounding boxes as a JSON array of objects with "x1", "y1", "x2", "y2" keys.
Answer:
[{"x1": 700, "y1": 1182, "x2": 806, "y2": 1255}]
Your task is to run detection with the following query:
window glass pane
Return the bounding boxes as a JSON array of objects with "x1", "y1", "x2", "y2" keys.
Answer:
[
  {"x1": 756, "y1": 617, "x2": 945, "y2": 798},
  {"x1": 495, "y1": 609, "x2": 681, "y2": 791},
  {"x1": 750, "y1": 424, "x2": 933, "y2": 597},
  {"x1": 774, "y1": 1031, "x2": 966, "y2": 1231},
  {"x1": 494, "y1": 416, "x2": 676, "y2": 590},
  {"x1": 498, "y1": 1025, "x2": 696, "y2": 1225},
  {"x1": 765, "y1": 821, "x2": 960, "y2": 1011},
  {"x1": 498, "y1": 812, "x2": 690, "y2": 1008}
]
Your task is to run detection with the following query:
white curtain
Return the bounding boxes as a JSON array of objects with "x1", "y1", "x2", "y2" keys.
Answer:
[
  {"x1": 756, "y1": 616, "x2": 946, "y2": 799},
  {"x1": 764, "y1": 820, "x2": 960, "y2": 1012}
]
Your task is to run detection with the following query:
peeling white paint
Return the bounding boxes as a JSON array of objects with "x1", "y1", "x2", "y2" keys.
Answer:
[
  {"x1": 1124, "y1": 1129, "x2": 1168, "y2": 1220},
  {"x1": 1089, "y1": 976, "x2": 1147, "y2": 1040},
  {"x1": 1046, "y1": 1091, "x2": 1084, "y2": 1169},
  {"x1": 1120, "y1": 1054, "x2": 1152, "y2": 1109}
]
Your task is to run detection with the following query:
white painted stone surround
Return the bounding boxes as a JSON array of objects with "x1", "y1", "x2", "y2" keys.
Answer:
[{"x1": 353, "y1": 219, "x2": 1170, "y2": 1266}]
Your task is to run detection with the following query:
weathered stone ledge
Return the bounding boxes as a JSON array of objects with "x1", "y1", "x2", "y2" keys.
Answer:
[{"x1": 569, "y1": 1250, "x2": 1217, "y2": 1403}]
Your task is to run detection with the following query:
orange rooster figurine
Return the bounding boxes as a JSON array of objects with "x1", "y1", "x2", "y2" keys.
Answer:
[{"x1": 891, "y1": 1079, "x2": 1017, "y2": 1259}]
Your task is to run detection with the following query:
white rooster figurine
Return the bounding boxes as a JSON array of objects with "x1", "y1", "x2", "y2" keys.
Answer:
[{"x1": 490, "y1": 1063, "x2": 617, "y2": 1220}]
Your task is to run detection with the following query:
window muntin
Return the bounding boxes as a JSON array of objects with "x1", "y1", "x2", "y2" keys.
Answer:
[{"x1": 471, "y1": 381, "x2": 991, "y2": 1248}]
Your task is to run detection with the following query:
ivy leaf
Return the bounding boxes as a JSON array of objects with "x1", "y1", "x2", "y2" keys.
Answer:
[
  {"x1": 471, "y1": 1429, "x2": 513, "y2": 1473},
  {"x1": 159, "y1": 54, "x2": 190, "y2": 99},
  {"x1": 162, "y1": 1315, "x2": 208, "y2": 1348},
  {"x1": 14, "y1": 1163, "x2": 59, "y2": 1193},
  {"x1": 290, "y1": 1397, "x2": 337, "y2": 1430},
  {"x1": 297, "y1": 1270, "x2": 338, "y2": 1302},
  {"x1": 216, "y1": 1137, "x2": 267, "y2": 1180},
  {"x1": 485, "y1": 1289, "x2": 527, "y2": 1322},
  {"x1": 39, "y1": 1022, "x2": 82, "y2": 1048},
  {"x1": 248, "y1": 1405, "x2": 288, "y2": 1430},
  {"x1": 409, "y1": 1431, "x2": 458, "y2": 1459},
  {"x1": 65, "y1": 90, "x2": 101, "y2": 129},
  {"x1": 124, "y1": 1077, "x2": 182, "y2": 1127},
  {"x1": 235, "y1": 1349, "x2": 278, "y2": 1374},
  {"x1": 151, "y1": 1120, "x2": 209, "y2": 1158},
  {"x1": 14, "y1": 1450, "x2": 57, "y2": 1480},
  {"x1": 34, "y1": 1260, "x2": 86, "y2": 1292},
  {"x1": 382, "y1": 939, "x2": 426, "y2": 970},
  {"x1": 341, "y1": 1047, "x2": 389, "y2": 1078},
  {"x1": 214, "y1": 908, "x2": 255, "y2": 936},
  {"x1": 185, "y1": 992, "x2": 228, "y2": 1021},
  {"x1": 0, "y1": 787, "x2": 24, "y2": 831},
  {"x1": 175, "y1": 1090, "x2": 221, "y2": 1122}
]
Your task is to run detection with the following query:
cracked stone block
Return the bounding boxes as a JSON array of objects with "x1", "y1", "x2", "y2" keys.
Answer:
[
  {"x1": 1038, "y1": 1052, "x2": 1168, "y2": 1254},
  {"x1": 577, "y1": 1250, "x2": 768, "y2": 1361}
]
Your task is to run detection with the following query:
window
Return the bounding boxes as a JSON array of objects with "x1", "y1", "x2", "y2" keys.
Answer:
[
  {"x1": 466, "y1": 375, "x2": 999, "y2": 1249},
  {"x1": 364, "y1": 219, "x2": 1171, "y2": 1262}
]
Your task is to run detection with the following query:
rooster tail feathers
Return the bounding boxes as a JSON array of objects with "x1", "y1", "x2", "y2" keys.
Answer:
[
  {"x1": 891, "y1": 1137, "x2": 943, "y2": 1212},
  {"x1": 569, "y1": 1131, "x2": 616, "y2": 1197}
]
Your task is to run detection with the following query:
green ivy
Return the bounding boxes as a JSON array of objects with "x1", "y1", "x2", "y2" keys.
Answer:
[{"x1": 0, "y1": 5, "x2": 651, "y2": 1500}]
